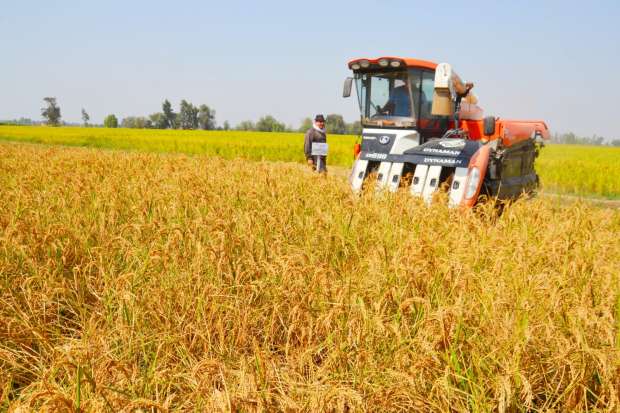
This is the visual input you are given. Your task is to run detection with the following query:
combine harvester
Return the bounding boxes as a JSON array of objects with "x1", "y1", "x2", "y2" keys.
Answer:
[{"x1": 343, "y1": 57, "x2": 550, "y2": 207}]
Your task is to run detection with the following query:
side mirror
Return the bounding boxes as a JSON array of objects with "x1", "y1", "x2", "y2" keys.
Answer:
[
  {"x1": 343, "y1": 77, "x2": 353, "y2": 98},
  {"x1": 483, "y1": 116, "x2": 496, "y2": 136}
]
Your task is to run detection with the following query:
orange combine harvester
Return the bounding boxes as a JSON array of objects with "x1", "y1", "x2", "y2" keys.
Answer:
[{"x1": 342, "y1": 57, "x2": 550, "y2": 207}]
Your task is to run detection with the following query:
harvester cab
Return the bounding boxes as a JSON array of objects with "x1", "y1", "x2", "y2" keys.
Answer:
[{"x1": 343, "y1": 57, "x2": 550, "y2": 207}]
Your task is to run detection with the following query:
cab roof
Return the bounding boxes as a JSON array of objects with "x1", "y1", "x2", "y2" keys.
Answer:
[{"x1": 348, "y1": 56, "x2": 437, "y2": 71}]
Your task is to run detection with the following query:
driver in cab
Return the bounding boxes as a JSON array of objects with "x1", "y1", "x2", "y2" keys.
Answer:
[{"x1": 380, "y1": 81, "x2": 411, "y2": 117}]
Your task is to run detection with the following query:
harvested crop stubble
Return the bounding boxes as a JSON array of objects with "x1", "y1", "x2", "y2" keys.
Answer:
[{"x1": 0, "y1": 142, "x2": 619, "y2": 412}]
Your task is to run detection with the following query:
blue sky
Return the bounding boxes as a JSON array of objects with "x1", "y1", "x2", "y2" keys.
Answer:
[{"x1": 2, "y1": 0, "x2": 619, "y2": 137}]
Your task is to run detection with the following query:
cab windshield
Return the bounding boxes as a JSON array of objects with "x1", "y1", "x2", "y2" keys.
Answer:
[
  {"x1": 351, "y1": 67, "x2": 450, "y2": 139},
  {"x1": 354, "y1": 70, "x2": 415, "y2": 127}
]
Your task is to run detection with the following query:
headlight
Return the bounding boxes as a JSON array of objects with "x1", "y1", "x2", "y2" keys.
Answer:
[
  {"x1": 465, "y1": 167, "x2": 480, "y2": 199},
  {"x1": 351, "y1": 63, "x2": 361, "y2": 70},
  {"x1": 378, "y1": 59, "x2": 389, "y2": 67},
  {"x1": 390, "y1": 60, "x2": 401, "y2": 67},
  {"x1": 359, "y1": 60, "x2": 370, "y2": 68}
]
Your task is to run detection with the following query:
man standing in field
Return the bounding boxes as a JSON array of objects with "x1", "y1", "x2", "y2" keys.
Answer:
[{"x1": 304, "y1": 114, "x2": 327, "y2": 173}]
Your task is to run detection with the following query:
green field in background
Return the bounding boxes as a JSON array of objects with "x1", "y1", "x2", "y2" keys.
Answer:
[
  {"x1": 0, "y1": 125, "x2": 357, "y2": 166},
  {"x1": 1, "y1": 125, "x2": 618, "y2": 198},
  {"x1": 536, "y1": 144, "x2": 620, "y2": 199}
]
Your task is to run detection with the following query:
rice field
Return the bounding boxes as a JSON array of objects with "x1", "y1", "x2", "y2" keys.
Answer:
[
  {"x1": 1, "y1": 142, "x2": 619, "y2": 411},
  {"x1": 0, "y1": 125, "x2": 357, "y2": 167},
  {"x1": 0, "y1": 126, "x2": 619, "y2": 199},
  {"x1": 536, "y1": 144, "x2": 620, "y2": 199}
]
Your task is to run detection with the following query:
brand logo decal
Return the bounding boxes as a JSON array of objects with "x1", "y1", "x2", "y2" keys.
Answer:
[
  {"x1": 378, "y1": 135, "x2": 391, "y2": 145},
  {"x1": 366, "y1": 153, "x2": 388, "y2": 160},
  {"x1": 423, "y1": 157, "x2": 463, "y2": 165},
  {"x1": 438, "y1": 139, "x2": 465, "y2": 149},
  {"x1": 422, "y1": 148, "x2": 460, "y2": 156}
]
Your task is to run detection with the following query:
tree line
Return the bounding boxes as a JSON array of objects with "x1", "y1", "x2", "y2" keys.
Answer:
[
  {"x1": 33, "y1": 97, "x2": 363, "y2": 135},
  {"x1": 234, "y1": 114, "x2": 362, "y2": 135},
  {"x1": 550, "y1": 132, "x2": 620, "y2": 147},
  {"x1": 10, "y1": 97, "x2": 619, "y2": 144},
  {"x1": 103, "y1": 99, "x2": 216, "y2": 130}
]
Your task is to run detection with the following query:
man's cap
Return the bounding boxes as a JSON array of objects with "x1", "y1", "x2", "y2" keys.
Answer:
[{"x1": 314, "y1": 114, "x2": 325, "y2": 122}]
